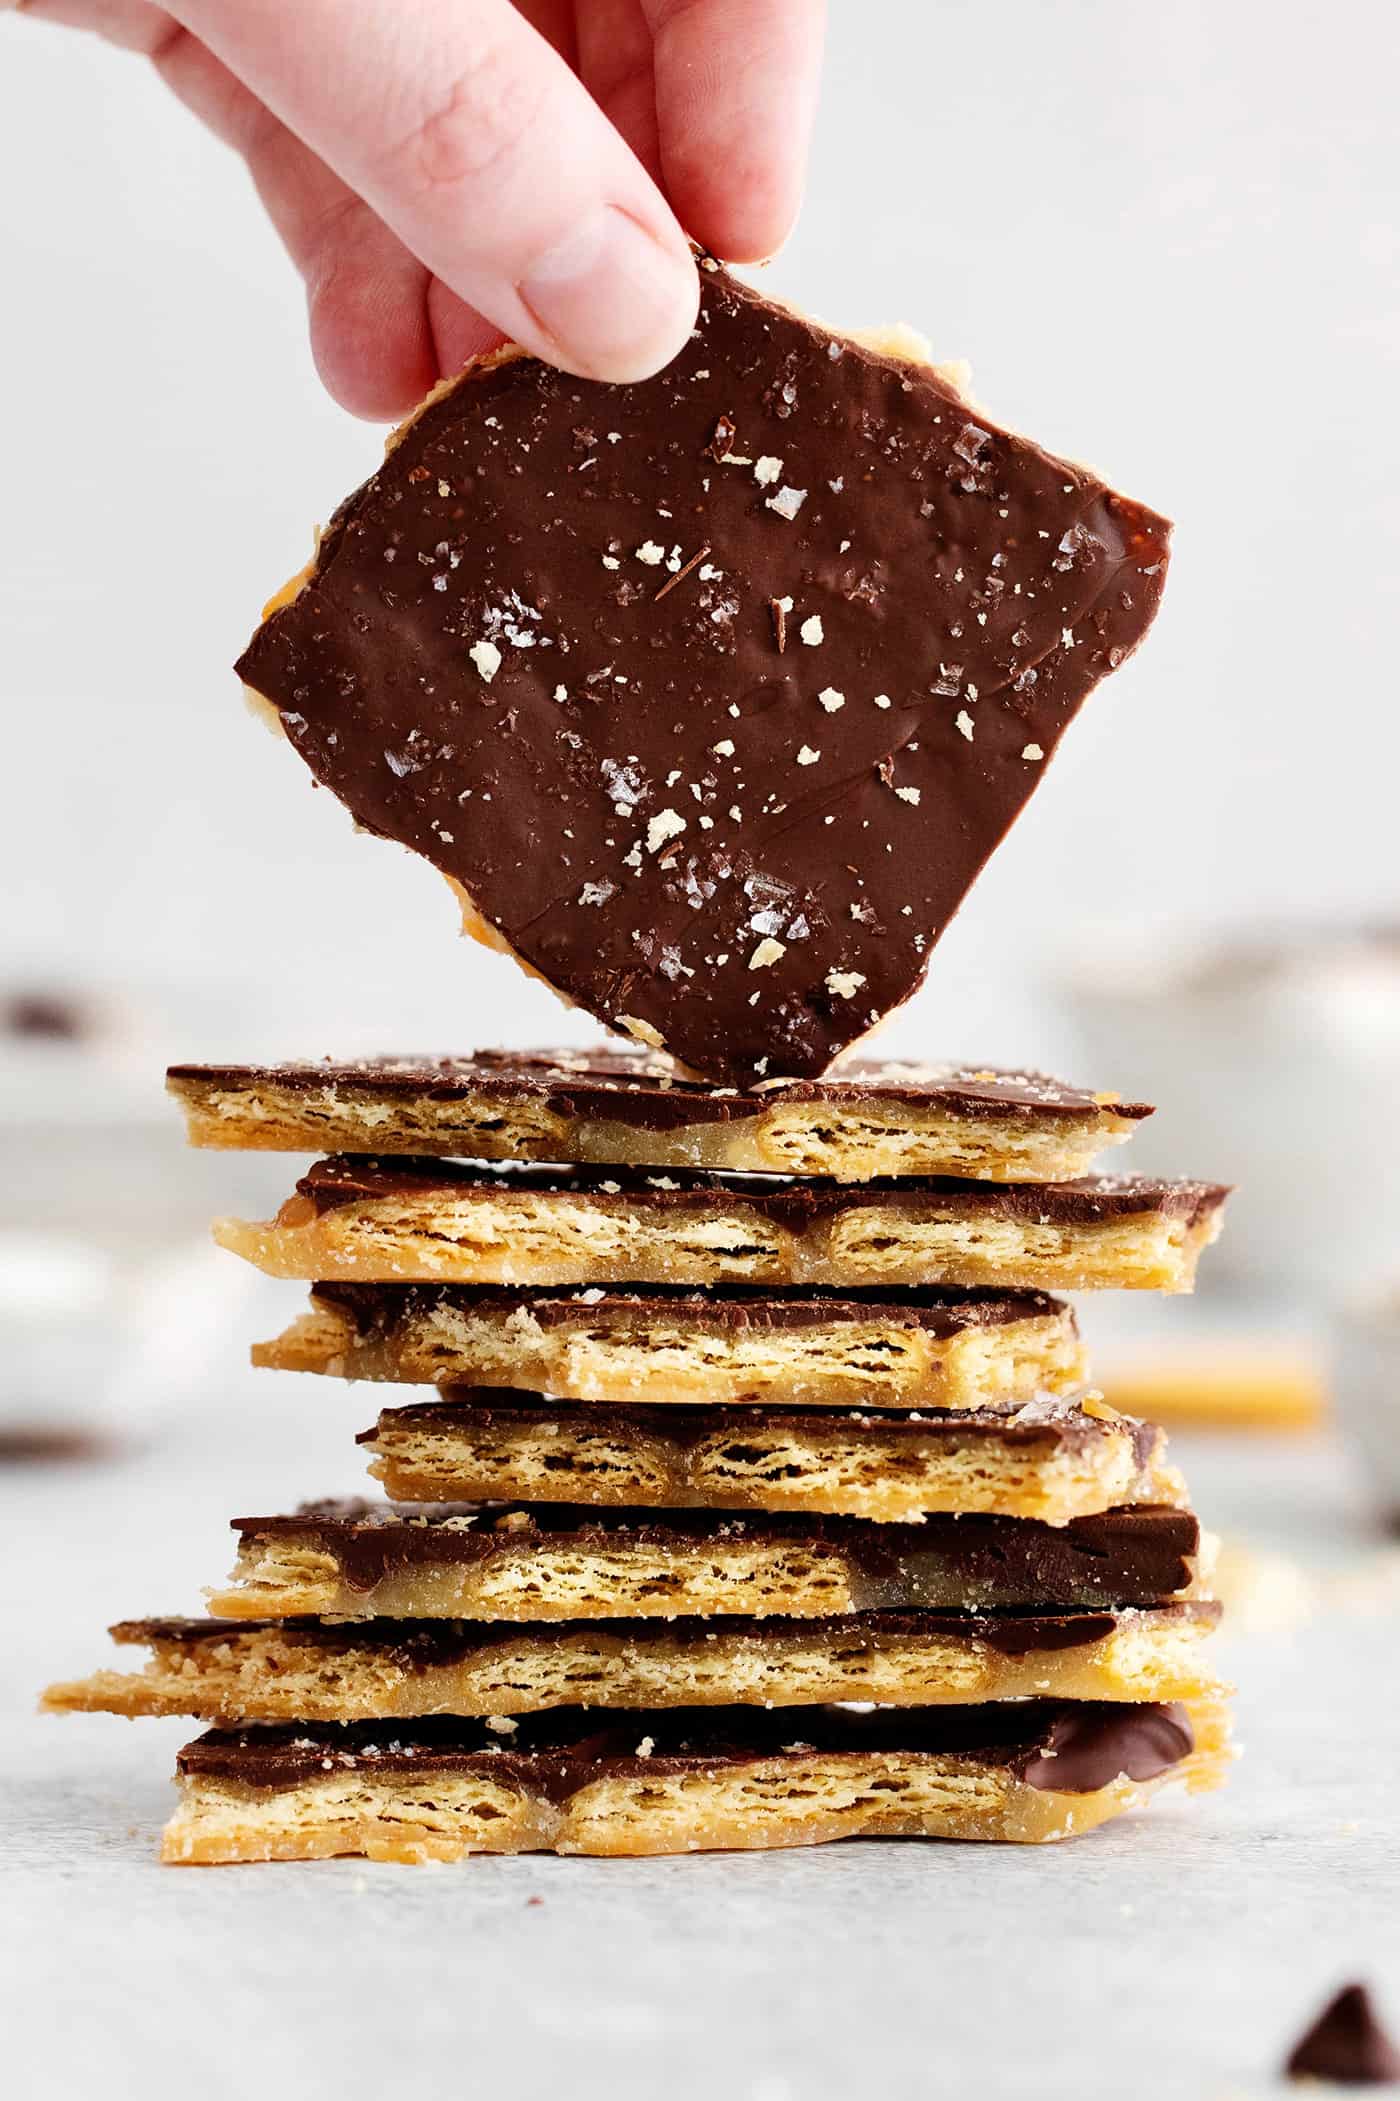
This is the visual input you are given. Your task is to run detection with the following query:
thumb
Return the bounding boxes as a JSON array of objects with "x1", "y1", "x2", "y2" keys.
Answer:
[{"x1": 169, "y1": 0, "x2": 700, "y2": 381}]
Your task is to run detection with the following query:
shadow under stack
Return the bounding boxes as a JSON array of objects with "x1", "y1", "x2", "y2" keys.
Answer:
[{"x1": 47, "y1": 1049, "x2": 1234, "y2": 1862}]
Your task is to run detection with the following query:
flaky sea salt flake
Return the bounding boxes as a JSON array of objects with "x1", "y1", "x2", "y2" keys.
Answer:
[{"x1": 645, "y1": 809, "x2": 687, "y2": 854}]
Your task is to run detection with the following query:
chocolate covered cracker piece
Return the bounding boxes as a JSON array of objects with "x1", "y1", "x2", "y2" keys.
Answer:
[
  {"x1": 358, "y1": 1391, "x2": 1182, "y2": 1526},
  {"x1": 46, "y1": 1604, "x2": 1225, "y2": 1723},
  {"x1": 209, "y1": 1496, "x2": 1207, "y2": 1622},
  {"x1": 161, "y1": 1700, "x2": 1229, "y2": 1862},
  {"x1": 217, "y1": 1157, "x2": 1229, "y2": 1292},
  {"x1": 234, "y1": 266, "x2": 1170, "y2": 1084},
  {"x1": 260, "y1": 1280, "x2": 1086, "y2": 1412},
  {"x1": 168, "y1": 1048, "x2": 1152, "y2": 1183}
]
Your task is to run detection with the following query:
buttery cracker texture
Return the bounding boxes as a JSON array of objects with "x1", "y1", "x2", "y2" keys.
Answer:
[
  {"x1": 215, "y1": 1158, "x2": 1229, "y2": 1293},
  {"x1": 167, "y1": 1047, "x2": 1153, "y2": 1183},
  {"x1": 45, "y1": 1602, "x2": 1225, "y2": 1723},
  {"x1": 159, "y1": 1700, "x2": 1230, "y2": 1860},
  {"x1": 236, "y1": 266, "x2": 1170, "y2": 1082},
  {"x1": 209, "y1": 1497, "x2": 1207, "y2": 1622},
  {"x1": 257, "y1": 1278, "x2": 1088, "y2": 1415},
  {"x1": 356, "y1": 1390, "x2": 1180, "y2": 1525}
]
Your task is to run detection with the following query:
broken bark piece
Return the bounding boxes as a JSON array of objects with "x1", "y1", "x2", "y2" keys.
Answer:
[{"x1": 235, "y1": 265, "x2": 1170, "y2": 1083}]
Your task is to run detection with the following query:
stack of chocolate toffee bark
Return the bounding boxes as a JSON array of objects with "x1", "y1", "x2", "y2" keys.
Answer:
[
  {"x1": 48, "y1": 1048, "x2": 1233, "y2": 1864},
  {"x1": 46, "y1": 254, "x2": 1217, "y2": 1863}
]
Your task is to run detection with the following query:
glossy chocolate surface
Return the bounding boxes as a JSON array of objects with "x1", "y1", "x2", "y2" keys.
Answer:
[
  {"x1": 170, "y1": 1047, "x2": 1152, "y2": 1128},
  {"x1": 316, "y1": 1277, "x2": 1069, "y2": 1337},
  {"x1": 177, "y1": 1700, "x2": 1194, "y2": 1798},
  {"x1": 294, "y1": 1155, "x2": 1228, "y2": 1228},
  {"x1": 232, "y1": 1497, "x2": 1201, "y2": 1608},
  {"x1": 122, "y1": 1602, "x2": 1218, "y2": 1666},
  {"x1": 361, "y1": 1392, "x2": 1154, "y2": 1469},
  {"x1": 235, "y1": 268, "x2": 1169, "y2": 1081}
]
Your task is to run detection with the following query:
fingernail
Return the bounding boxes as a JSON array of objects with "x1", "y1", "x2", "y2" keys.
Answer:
[{"x1": 517, "y1": 208, "x2": 698, "y2": 382}]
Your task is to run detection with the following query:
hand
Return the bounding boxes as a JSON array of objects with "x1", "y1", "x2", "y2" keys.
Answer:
[{"x1": 11, "y1": 1, "x2": 824, "y2": 417}]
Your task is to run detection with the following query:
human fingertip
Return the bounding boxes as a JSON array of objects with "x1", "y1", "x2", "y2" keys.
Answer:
[
  {"x1": 424, "y1": 280, "x2": 506, "y2": 388},
  {"x1": 678, "y1": 162, "x2": 805, "y2": 270},
  {"x1": 708, "y1": 204, "x2": 800, "y2": 267},
  {"x1": 516, "y1": 206, "x2": 699, "y2": 382},
  {"x1": 307, "y1": 266, "x2": 437, "y2": 421}
]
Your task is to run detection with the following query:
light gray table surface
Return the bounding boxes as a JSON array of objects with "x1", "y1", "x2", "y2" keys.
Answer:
[{"x1": 3, "y1": 1277, "x2": 1398, "y2": 2101}]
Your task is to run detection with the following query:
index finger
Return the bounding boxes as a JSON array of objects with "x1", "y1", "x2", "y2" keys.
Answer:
[
  {"x1": 643, "y1": 0, "x2": 825, "y2": 263},
  {"x1": 169, "y1": 0, "x2": 700, "y2": 381}
]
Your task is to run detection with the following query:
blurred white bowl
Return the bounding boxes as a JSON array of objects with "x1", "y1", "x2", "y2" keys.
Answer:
[
  {"x1": 0, "y1": 976, "x2": 292, "y2": 1443},
  {"x1": 1057, "y1": 924, "x2": 1400, "y2": 1298}
]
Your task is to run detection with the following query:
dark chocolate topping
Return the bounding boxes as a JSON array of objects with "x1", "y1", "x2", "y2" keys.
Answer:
[
  {"x1": 234, "y1": 265, "x2": 1170, "y2": 1083},
  {"x1": 233, "y1": 1497, "x2": 1200, "y2": 1607},
  {"x1": 1287, "y1": 1986, "x2": 1400, "y2": 2085},
  {"x1": 315, "y1": 1278, "x2": 1069, "y2": 1338},
  {"x1": 362, "y1": 1392, "x2": 1155, "y2": 1472},
  {"x1": 1017, "y1": 1701, "x2": 1195, "y2": 1793},
  {"x1": 296, "y1": 1154, "x2": 1230, "y2": 1228},
  {"x1": 169, "y1": 1047, "x2": 1152, "y2": 1129},
  {"x1": 119, "y1": 1601, "x2": 1217, "y2": 1664},
  {"x1": 177, "y1": 1700, "x2": 1193, "y2": 1797}
]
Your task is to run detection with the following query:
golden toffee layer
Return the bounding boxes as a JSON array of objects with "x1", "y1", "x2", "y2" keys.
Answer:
[
  {"x1": 207, "y1": 1498, "x2": 1209, "y2": 1622},
  {"x1": 161, "y1": 1700, "x2": 1229, "y2": 1862},
  {"x1": 357, "y1": 1392, "x2": 1181, "y2": 1525},
  {"x1": 260, "y1": 1281, "x2": 1086, "y2": 1412},
  {"x1": 218, "y1": 1158, "x2": 1229, "y2": 1293},
  {"x1": 45, "y1": 1604, "x2": 1225, "y2": 1724},
  {"x1": 169, "y1": 1050, "x2": 1150, "y2": 1184}
]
